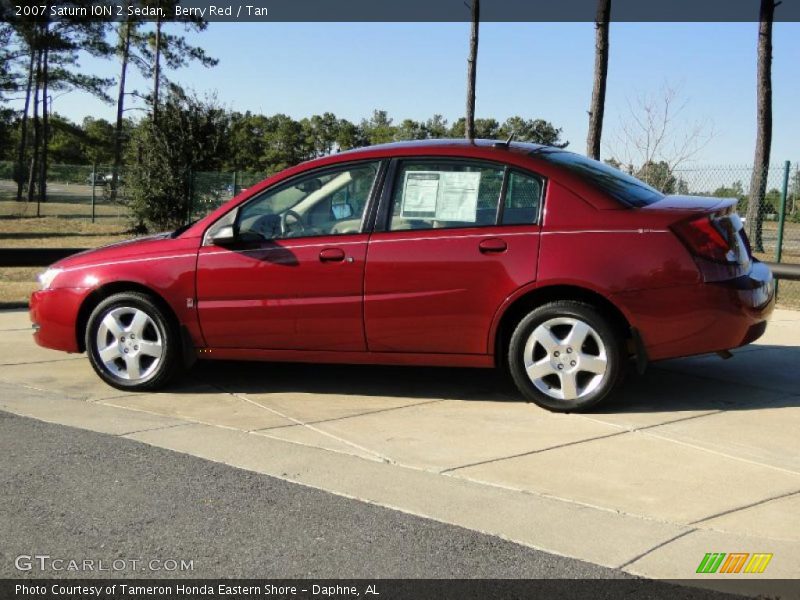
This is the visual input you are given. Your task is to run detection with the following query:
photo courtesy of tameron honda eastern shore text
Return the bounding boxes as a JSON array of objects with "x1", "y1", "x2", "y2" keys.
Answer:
[{"x1": 29, "y1": 140, "x2": 775, "y2": 412}]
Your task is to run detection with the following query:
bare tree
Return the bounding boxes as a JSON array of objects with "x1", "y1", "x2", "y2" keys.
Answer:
[
  {"x1": 586, "y1": 0, "x2": 610, "y2": 160},
  {"x1": 27, "y1": 47, "x2": 43, "y2": 204},
  {"x1": 607, "y1": 83, "x2": 714, "y2": 190},
  {"x1": 14, "y1": 27, "x2": 37, "y2": 202},
  {"x1": 152, "y1": 13, "x2": 162, "y2": 123},
  {"x1": 38, "y1": 24, "x2": 49, "y2": 209},
  {"x1": 111, "y1": 12, "x2": 133, "y2": 203},
  {"x1": 147, "y1": 7, "x2": 217, "y2": 124},
  {"x1": 746, "y1": 0, "x2": 778, "y2": 253},
  {"x1": 465, "y1": 0, "x2": 479, "y2": 140}
]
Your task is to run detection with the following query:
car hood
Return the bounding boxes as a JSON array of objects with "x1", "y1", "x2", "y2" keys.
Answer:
[{"x1": 53, "y1": 232, "x2": 176, "y2": 269}]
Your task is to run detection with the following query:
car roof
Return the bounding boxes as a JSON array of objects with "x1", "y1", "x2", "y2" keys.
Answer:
[{"x1": 334, "y1": 138, "x2": 553, "y2": 157}]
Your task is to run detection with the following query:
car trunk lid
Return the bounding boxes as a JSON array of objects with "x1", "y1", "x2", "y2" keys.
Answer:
[{"x1": 641, "y1": 194, "x2": 737, "y2": 213}]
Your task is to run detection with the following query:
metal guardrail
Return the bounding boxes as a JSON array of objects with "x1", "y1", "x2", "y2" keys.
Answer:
[
  {"x1": 769, "y1": 262, "x2": 800, "y2": 281},
  {"x1": 1, "y1": 248, "x2": 799, "y2": 281},
  {"x1": 0, "y1": 248, "x2": 87, "y2": 267}
]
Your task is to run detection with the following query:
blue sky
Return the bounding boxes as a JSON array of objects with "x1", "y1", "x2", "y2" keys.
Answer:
[{"x1": 43, "y1": 21, "x2": 800, "y2": 166}]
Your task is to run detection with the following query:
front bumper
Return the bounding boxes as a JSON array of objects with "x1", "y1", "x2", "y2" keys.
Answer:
[{"x1": 29, "y1": 288, "x2": 87, "y2": 353}]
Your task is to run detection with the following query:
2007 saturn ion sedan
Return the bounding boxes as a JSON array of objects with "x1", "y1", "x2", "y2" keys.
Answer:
[{"x1": 30, "y1": 140, "x2": 775, "y2": 412}]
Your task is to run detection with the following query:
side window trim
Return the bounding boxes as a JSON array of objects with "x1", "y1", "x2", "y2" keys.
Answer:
[
  {"x1": 363, "y1": 158, "x2": 391, "y2": 234},
  {"x1": 496, "y1": 166, "x2": 510, "y2": 225},
  {"x1": 203, "y1": 159, "x2": 386, "y2": 245},
  {"x1": 374, "y1": 158, "x2": 399, "y2": 233}
]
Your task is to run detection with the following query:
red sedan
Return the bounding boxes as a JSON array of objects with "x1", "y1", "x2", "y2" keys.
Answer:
[{"x1": 29, "y1": 140, "x2": 775, "y2": 411}]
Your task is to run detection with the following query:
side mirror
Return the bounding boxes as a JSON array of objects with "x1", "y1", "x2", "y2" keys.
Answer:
[{"x1": 211, "y1": 225, "x2": 237, "y2": 246}]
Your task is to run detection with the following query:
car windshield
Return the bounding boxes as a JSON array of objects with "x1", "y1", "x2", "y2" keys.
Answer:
[{"x1": 528, "y1": 147, "x2": 664, "y2": 208}]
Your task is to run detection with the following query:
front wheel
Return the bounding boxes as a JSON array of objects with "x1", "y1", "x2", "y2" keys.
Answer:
[
  {"x1": 85, "y1": 292, "x2": 182, "y2": 391},
  {"x1": 507, "y1": 301, "x2": 626, "y2": 412}
]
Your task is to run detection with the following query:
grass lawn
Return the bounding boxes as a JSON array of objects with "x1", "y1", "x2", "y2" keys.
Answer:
[{"x1": 0, "y1": 215, "x2": 131, "y2": 305}]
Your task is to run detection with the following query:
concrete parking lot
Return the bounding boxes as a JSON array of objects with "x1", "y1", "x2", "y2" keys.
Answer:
[{"x1": 1, "y1": 308, "x2": 798, "y2": 588}]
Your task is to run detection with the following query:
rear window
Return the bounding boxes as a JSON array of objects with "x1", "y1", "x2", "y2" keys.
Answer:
[{"x1": 528, "y1": 147, "x2": 664, "y2": 208}]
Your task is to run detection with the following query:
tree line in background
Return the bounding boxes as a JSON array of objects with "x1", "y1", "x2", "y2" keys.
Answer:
[{"x1": 0, "y1": 101, "x2": 568, "y2": 175}]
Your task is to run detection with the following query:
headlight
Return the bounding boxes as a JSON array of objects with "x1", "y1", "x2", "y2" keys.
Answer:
[{"x1": 38, "y1": 268, "x2": 63, "y2": 290}]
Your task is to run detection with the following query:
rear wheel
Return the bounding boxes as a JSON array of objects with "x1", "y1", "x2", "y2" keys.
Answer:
[
  {"x1": 85, "y1": 292, "x2": 182, "y2": 391},
  {"x1": 508, "y1": 300, "x2": 626, "y2": 412}
]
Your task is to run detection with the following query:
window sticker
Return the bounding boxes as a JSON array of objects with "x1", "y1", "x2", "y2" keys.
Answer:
[
  {"x1": 400, "y1": 170, "x2": 481, "y2": 222},
  {"x1": 435, "y1": 171, "x2": 481, "y2": 222},
  {"x1": 401, "y1": 172, "x2": 440, "y2": 218}
]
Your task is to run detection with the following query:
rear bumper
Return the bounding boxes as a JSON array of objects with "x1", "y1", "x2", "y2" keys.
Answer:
[
  {"x1": 723, "y1": 260, "x2": 775, "y2": 310},
  {"x1": 613, "y1": 261, "x2": 775, "y2": 361},
  {"x1": 29, "y1": 288, "x2": 87, "y2": 353}
]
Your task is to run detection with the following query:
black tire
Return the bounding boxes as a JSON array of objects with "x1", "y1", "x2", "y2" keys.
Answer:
[
  {"x1": 507, "y1": 300, "x2": 626, "y2": 412},
  {"x1": 85, "y1": 291, "x2": 182, "y2": 391}
]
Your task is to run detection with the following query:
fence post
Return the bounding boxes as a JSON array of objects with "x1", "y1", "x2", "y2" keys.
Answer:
[
  {"x1": 188, "y1": 168, "x2": 194, "y2": 223},
  {"x1": 775, "y1": 160, "x2": 790, "y2": 263},
  {"x1": 232, "y1": 170, "x2": 238, "y2": 197},
  {"x1": 91, "y1": 162, "x2": 96, "y2": 223}
]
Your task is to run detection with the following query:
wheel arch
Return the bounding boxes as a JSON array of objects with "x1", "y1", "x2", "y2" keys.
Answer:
[
  {"x1": 491, "y1": 284, "x2": 635, "y2": 368},
  {"x1": 75, "y1": 281, "x2": 181, "y2": 353}
]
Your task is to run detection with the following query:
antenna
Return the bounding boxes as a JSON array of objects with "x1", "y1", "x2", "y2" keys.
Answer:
[{"x1": 493, "y1": 133, "x2": 515, "y2": 149}]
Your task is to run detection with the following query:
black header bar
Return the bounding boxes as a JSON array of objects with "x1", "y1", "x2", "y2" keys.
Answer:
[{"x1": 2, "y1": 0, "x2": 800, "y2": 23}]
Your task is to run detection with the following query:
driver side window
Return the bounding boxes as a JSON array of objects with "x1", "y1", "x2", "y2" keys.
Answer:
[{"x1": 235, "y1": 161, "x2": 380, "y2": 241}]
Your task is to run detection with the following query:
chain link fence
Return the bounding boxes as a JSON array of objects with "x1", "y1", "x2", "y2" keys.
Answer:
[
  {"x1": 0, "y1": 161, "x2": 266, "y2": 223},
  {"x1": 1, "y1": 159, "x2": 798, "y2": 306}
]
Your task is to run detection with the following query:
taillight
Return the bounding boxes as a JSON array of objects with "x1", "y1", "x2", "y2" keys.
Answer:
[{"x1": 672, "y1": 215, "x2": 733, "y2": 264}]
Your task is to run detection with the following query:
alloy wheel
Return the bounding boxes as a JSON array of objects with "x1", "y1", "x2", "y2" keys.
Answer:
[
  {"x1": 95, "y1": 306, "x2": 164, "y2": 382},
  {"x1": 522, "y1": 316, "x2": 608, "y2": 401}
]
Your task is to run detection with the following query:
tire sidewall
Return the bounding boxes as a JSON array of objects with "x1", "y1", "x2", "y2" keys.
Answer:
[
  {"x1": 508, "y1": 301, "x2": 625, "y2": 412},
  {"x1": 85, "y1": 293, "x2": 178, "y2": 391}
]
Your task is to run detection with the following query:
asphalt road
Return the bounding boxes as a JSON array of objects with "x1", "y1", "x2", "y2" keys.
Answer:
[{"x1": 0, "y1": 410, "x2": 742, "y2": 598}]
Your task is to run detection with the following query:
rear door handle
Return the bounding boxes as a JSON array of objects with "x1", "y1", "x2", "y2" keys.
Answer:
[
  {"x1": 478, "y1": 238, "x2": 507, "y2": 253},
  {"x1": 319, "y1": 248, "x2": 346, "y2": 262}
]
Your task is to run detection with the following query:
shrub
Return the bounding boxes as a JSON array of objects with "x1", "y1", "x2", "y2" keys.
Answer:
[{"x1": 125, "y1": 89, "x2": 228, "y2": 232}]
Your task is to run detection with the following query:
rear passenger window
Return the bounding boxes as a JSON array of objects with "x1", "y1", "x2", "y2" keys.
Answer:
[
  {"x1": 389, "y1": 162, "x2": 504, "y2": 231},
  {"x1": 503, "y1": 171, "x2": 542, "y2": 225}
]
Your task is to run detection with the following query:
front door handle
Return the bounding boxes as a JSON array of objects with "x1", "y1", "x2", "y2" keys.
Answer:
[
  {"x1": 319, "y1": 248, "x2": 346, "y2": 262},
  {"x1": 478, "y1": 238, "x2": 507, "y2": 254}
]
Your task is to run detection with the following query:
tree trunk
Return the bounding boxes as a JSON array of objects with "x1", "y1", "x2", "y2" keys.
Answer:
[
  {"x1": 111, "y1": 16, "x2": 132, "y2": 204},
  {"x1": 15, "y1": 39, "x2": 36, "y2": 201},
  {"x1": 27, "y1": 48, "x2": 42, "y2": 206},
  {"x1": 465, "y1": 0, "x2": 479, "y2": 140},
  {"x1": 39, "y1": 24, "x2": 50, "y2": 206},
  {"x1": 153, "y1": 14, "x2": 162, "y2": 123},
  {"x1": 586, "y1": 0, "x2": 611, "y2": 160},
  {"x1": 746, "y1": 0, "x2": 775, "y2": 253}
]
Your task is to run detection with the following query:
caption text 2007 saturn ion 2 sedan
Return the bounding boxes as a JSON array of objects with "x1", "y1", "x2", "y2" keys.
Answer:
[{"x1": 30, "y1": 140, "x2": 775, "y2": 412}]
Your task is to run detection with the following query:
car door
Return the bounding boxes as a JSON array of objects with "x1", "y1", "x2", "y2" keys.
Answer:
[
  {"x1": 364, "y1": 159, "x2": 543, "y2": 355},
  {"x1": 196, "y1": 160, "x2": 383, "y2": 350}
]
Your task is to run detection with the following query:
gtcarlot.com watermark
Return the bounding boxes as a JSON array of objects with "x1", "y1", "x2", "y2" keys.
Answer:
[{"x1": 14, "y1": 554, "x2": 194, "y2": 573}]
